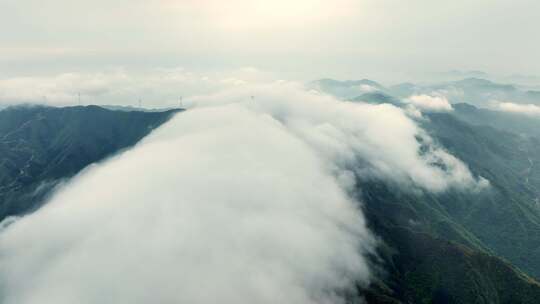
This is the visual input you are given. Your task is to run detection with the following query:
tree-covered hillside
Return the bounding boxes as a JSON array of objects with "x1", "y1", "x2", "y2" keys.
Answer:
[
  {"x1": 0, "y1": 105, "x2": 179, "y2": 221},
  {"x1": 314, "y1": 79, "x2": 540, "y2": 302}
]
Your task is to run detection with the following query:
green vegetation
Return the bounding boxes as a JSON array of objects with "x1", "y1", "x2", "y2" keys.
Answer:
[
  {"x1": 0, "y1": 105, "x2": 178, "y2": 221},
  {"x1": 360, "y1": 181, "x2": 540, "y2": 303},
  {"x1": 357, "y1": 105, "x2": 540, "y2": 303}
]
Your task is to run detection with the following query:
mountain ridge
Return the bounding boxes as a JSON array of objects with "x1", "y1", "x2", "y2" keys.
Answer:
[{"x1": 0, "y1": 105, "x2": 180, "y2": 220}]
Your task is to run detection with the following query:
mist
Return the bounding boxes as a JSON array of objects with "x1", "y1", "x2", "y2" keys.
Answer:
[
  {"x1": 494, "y1": 102, "x2": 540, "y2": 117},
  {"x1": 0, "y1": 83, "x2": 486, "y2": 303},
  {"x1": 404, "y1": 95, "x2": 454, "y2": 112},
  {"x1": 3, "y1": 1, "x2": 540, "y2": 80},
  {"x1": 0, "y1": 67, "x2": 273, "y2": 108}
]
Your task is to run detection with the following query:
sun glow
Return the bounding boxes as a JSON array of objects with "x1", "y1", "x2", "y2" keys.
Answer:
[{"x1": 164, "y1": 0, "x2": 356, "y2": 31}]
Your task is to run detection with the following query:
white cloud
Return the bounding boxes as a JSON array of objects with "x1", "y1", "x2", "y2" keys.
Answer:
[
  {"x1": 0, "y1": 67, "x2": 273, "y2": 108},
  {"x1": 494, "y1": 101, "x2": 540, "y2": 116},
  {"x1": 187, "y1": 82, "x2": 482, "y2": 192},
  {"x1": 0, "y1": 80, "x2": 487, "y2": 304},
  {"x1": 1, "y1": 102, "x2": 371, "y2": 304},
  {"x1": 404, "y1": 104, "x2": 424, "y2": 119},
  {"x1": 359, "y1": 84, "x2": 377, "y2": 93},
  {"x1": 405, "y1": 94, "x2": 453, "y2": 112}
]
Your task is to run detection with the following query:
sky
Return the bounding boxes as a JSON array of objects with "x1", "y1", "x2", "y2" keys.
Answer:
[{"x1": 2, "y1": 0, "x2": 539, "y2": 82}]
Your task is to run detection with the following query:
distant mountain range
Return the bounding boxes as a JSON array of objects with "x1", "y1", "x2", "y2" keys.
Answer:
[
  {"x1": 309, "y1": 77, "x2": 540, "y2": 107},
  {"x1": 2, "y1": 99, "x2": 540, "y2": 303}
]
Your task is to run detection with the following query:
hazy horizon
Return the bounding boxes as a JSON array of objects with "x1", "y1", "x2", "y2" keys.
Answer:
[{"x1": 2, "y1": 0, "x2": 539, "y2": 83}]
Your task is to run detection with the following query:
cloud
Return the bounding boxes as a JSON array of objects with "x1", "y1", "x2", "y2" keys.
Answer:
[
  {"x1": 0, "y1": 81, "x2": 486, "y2": 303},
  {"x1": 0, "y1": 67, "x2": 273, "y2": 108},
  {"x1": 1, "y1": 102, "x2": 372, "y2": 304},
  {"x1": 189, "y1": 84, "x2": 483, "y2": 192},
  {"x1": 0, "y1": 216, "x2": 19, "y2": 233},
  {"x1": 404, "y1": 94, "x2": 453, "y2": 112},
  {"x1": 359, "y1": 84, "x2": 377, "y2": 93},
  {"x1": 404, "y1": 104, "x2": 424, "y2": 119},
  {"x1": 494, "y1": 101, "x2": 540, "y2": 116}
]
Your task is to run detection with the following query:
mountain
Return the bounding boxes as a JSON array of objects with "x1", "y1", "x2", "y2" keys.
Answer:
[
  {"x1": 526, "y1": 90, "x2": 540, "y2": 100},
  {"x1": 452, "y1": 103, "x2": 540, "y2": 137},
  {"x1": 311, "y1": 81, "x2": 540, "y2": 301},
  {"x1": 0, "y1": 105, "x2": 180, "y2": 221},
  {"x1": 307, "y1": 79, "x2": 540, "y2": 296},
  {"x1": 388, "y1": 83, "x2": 418, "y2": 98},
  {"x1": 386, "y1": 78, "x2": 539, "y2": 107},
  {"x1": 439, "y1": 70, "x2": 490, "y2": 79},
  {"x1": 311, "y1": 77, "x2": 540, "y2": 107},
  {"x1": 451, "y1": 78, "x2": 518, "y2": 92},
  {"x1": 356, "y1": 105, "x2": 540, "y2": 303},
  {"x1": 351, "y1": 92, "x2": 402, "y2": 107}
]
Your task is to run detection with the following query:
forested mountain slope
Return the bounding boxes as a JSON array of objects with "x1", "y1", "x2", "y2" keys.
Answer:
[{"x1": 0, "y1": 105, "x2": 179, "y2": 221}]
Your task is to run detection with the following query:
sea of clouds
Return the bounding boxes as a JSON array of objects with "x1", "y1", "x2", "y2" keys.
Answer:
[{"x1": 0, "y1": 71, "x2": 488, "y2": 304}]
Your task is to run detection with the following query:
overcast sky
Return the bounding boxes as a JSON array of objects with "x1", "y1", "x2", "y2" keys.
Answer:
[{"x1": 1, "y1": 0, "x2": 539, "y2": 82}]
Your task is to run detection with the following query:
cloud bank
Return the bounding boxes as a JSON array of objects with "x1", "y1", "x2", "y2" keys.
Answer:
[
  {"x1": 404, "y1": 94, "x2": 453, "y2": 112},
  {"x1": 0, "y1": 82, "x2": 486, "y2": 303},
  {"x1": 1, "y1": 102, "x2": 371, "y2": 304},
  {"x1": 192, "y1": 84, "x2": 482, "y2": 191},
  {"x1": 0, "y1": 67, "x2": 272, "y2": 108},
  {"x1": 494, "y1": 101, "x2": 540, "y2": 116}
]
